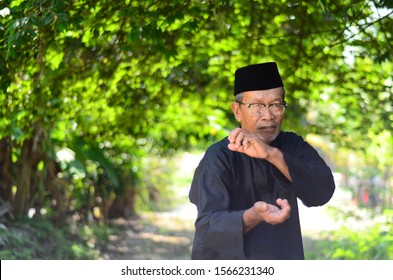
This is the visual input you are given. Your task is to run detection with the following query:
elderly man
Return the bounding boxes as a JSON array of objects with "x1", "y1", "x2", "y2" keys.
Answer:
[{"x1": 189, "y1": 62, "x2": 335, "y2": 259}]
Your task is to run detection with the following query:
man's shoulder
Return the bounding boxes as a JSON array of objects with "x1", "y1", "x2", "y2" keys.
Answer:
[
  {"x1": 278, "y1": 130, "x2": 301, "y2": 139},
  {"x1": 276, "y1": 131, "x2": 304, "y2": 143},
  {"x1": 194, "y1": 137, "x2": 234, "y2": 173},
  {"x1": 272, "y1": 131, "x2": 308, "y2": 152},
  {"x1": 204, "y1": 137, "x2": 232, "y2": 157}
]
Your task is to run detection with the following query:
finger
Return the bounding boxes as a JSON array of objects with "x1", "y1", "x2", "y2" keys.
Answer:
[
  {"x1": 254, "y1": 201, "x2": 268, "y2": 213},
  {"x1": 241, "y1": 137, "x2": 251, "y2": 150},
  {"x1": 276, "y1": 198, "x2": 290, "y2": 208},
  {"x1": 276, "y1": 199, "x2": 291, "y2": 219},
  {"x1": 229, "y1": 128, "x2": 245, "y2": 147},
  {"x1": 235, "y1": 133, "x2": 245, "y2": 148},
  {"x1": 227, "y1": 142, "x2": 236, "y2": 151},
  {"x1": 228, "y1": 128, "x2": 242, "y2": 143},
  {"x1": 229, "y1": 132, "x2": 245, "y2": 148}
]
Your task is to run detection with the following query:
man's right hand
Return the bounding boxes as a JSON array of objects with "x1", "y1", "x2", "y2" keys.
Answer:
[
  {"x1": 253, "y1": 198, "x2": 291, "y2": 225},
  {"x1": 242, "y1": 198, "x2": 291, "y2": 234}
]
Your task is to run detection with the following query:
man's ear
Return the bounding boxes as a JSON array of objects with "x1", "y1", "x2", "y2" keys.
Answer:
[{"x1": 231, "y1": 102, "x2": 242, "y2": 122}]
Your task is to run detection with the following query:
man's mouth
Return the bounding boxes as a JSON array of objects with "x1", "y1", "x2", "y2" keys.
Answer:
[{"x1": 258, "y1": 125, "x2": 277, "y2": 132}]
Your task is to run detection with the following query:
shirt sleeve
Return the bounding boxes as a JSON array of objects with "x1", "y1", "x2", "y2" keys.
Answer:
[
  {"x1": 271, "y1": 134, "x2": 336, "y2": 207},
  {"x1": 189, "y1": 150, "x2": 246, "y2": 259}
]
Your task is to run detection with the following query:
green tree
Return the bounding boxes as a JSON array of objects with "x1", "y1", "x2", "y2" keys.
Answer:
[{"x1": 0, "y1": 0, "x2": 392, "y2": 222}]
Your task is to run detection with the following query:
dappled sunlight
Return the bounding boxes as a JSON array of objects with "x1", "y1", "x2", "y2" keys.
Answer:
[
  {"x1": 101, "y1": 212, "x2": 194, "y2": 260},
  {"x1": 139, "y1": 232, "x2": 190, "y2": 245}
]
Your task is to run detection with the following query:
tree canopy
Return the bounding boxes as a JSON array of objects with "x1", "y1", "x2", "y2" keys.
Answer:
[{"x1": 1, "y1": 0, "x2": 392, "y2": 221}]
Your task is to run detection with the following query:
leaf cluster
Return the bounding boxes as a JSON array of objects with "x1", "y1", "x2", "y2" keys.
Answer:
[
  {"x1": 311, "y1": 209, "x2": 393, "y2": 259},
  {"x1": 0, "y1": 0, "x2": 392, "y2": 221}
]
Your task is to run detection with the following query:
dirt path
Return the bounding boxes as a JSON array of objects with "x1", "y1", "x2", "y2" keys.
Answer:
[
  {"x1": 100, "y1": 205, "x2": 196, "y2": 260},
  {"x1": 100, "y1": 153, "x2": 200, "y2": 260},
  {"x1": 99, "y1": 189, "x2": 353, "y2": 260},
  {"x1": 99, "y1": 199, "x2": 338, "y2": 260}
]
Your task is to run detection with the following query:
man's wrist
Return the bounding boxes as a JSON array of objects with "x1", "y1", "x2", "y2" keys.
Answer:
[
  {"x1": 264, "y1": 146, "x2": 277, "y2": 161},
  {"x1": 242, "y1": 206, "x2": 264, "y2": 234}
]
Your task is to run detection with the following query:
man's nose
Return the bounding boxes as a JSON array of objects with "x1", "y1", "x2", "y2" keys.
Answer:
[{"x1": 259, "y1": 107, "x2": 274, "y2": 120}]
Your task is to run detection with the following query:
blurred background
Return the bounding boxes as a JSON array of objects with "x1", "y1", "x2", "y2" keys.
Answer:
[{"x1": 0, "y1": 0, "x2": 392, "y2": 260}]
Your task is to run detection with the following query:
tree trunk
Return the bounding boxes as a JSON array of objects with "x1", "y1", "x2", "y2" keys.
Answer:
[
  {"x1": 107, "y1": 186, "x2": 137, "y2": 220},
  {"x1": 13, "y1": 138, "x2": 34, "y2": 217},
  {"x1": 46, "y1": 159, "x2": 67, "y2": 221},
  {"x1": 0, "y1": 136, "x2": 13, "y2": 202},
  {"x1": 13, "y1": 123, "x2": 46, "y2": 218}
]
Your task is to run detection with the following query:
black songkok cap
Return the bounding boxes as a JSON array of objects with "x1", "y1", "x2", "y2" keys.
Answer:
[{"x1": 234, "y1": 62, "x2": 284, "y2": 95}]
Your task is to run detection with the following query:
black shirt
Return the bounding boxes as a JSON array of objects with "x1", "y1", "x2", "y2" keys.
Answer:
[{"x1": 189, "y1": 131, "x2": 335, "y2": 259}]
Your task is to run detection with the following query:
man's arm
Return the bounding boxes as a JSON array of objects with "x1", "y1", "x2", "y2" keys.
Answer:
[{"x1": 228, "y1": 128, "x2": 292, "y2": 182}]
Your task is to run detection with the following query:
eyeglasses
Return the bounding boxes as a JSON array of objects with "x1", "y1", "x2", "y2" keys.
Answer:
[{"x1": 237, "y1": 101, "x2": 287, "y2": 116}]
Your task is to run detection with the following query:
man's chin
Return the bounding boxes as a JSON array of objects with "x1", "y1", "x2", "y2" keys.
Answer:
[{"x1": 257, "y1": 130, "x2": 279, "y2": 144}]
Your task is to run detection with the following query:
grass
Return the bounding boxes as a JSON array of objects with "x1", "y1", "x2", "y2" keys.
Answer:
[{"x1": 0, "y1": 217, "x2": 113, "y2": 260}]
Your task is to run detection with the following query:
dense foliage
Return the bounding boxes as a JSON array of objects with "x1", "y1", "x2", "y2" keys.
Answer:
[
  {"x1": 307, "y1": 209, "x2": 393, "y2": 259},
  {"x1": 0, "y1": 216, "x2": 110, "y2": 259},
  {"x1": 0, "y1": 0, "x2": 392, "y2": 224}
]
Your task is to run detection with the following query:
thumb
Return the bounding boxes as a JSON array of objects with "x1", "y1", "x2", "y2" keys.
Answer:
[
  {"x1": 276, "y1": 198, "x2": 290, "y2": 209},
  {"x1": 254, "y1": 201, "x2": 268, "y2": 213}
]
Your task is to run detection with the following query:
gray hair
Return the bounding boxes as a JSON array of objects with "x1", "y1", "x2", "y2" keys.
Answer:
[
  {"x1": 235, "y1": 93, "x2": 244, "y2": 102},
  {"x1": 234, "y1": 89, "x2": 286, "y2": 102}
]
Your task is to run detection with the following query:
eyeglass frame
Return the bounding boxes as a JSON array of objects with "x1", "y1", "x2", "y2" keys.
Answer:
[{"x1": 236, "y1": 101, "x2": 287, "y2": 116}]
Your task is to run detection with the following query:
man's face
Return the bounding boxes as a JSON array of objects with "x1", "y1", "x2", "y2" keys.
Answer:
[{"x1": 231, "y1": 87, "x2": 285, "y2": 144}]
